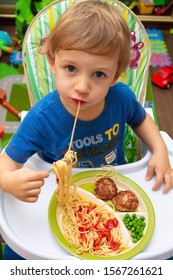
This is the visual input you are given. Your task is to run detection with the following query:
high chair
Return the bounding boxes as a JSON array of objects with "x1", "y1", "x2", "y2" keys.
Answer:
[
  {"x1": 0, "y1": 243, "x2": 2, "y2": 259},
  {"x1": 22, "y1": 0, "x2": 151, "y2": 164}
]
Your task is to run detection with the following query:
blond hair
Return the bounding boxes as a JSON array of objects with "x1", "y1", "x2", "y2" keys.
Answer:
[{"x1": 44, "y1": 0, "x2": 131, "y2": 74}]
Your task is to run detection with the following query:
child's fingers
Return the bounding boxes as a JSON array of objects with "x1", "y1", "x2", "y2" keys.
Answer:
[
  {"x1": 23, "y1": 172, "x2": 49, "y2": 185},
  {"x1": 40, "y1": 171, "x2": 49, "y2": 178},
  {"x1": 31, "y1": 179, "x2": 45, "y2": 188},
  {"x1": 163, "y1": 174, "x2": 172, "y2": 194},
  {"x1": 145, "y1": 164, "x2": 155, "y2": 181},
  {"x1": 25, "y1": 196, "x2": 40, "y2": 203},
  {"x1": 152, "y1": 173, "x2": 164, "y2": 191},
  {"x1": 26, "y1": 187, "x2": 42, "y2": 197},
  {"x1": 29, "y1": 171, "x2": 49, "y2": 181},
  {"x1": 22, "y1": 186, "x2": 42, "y2": 202}
]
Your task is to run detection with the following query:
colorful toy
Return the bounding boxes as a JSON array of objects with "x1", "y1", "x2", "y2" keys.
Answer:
[
  {"x1": 154, "y1": 0, "x2": 173, "y2": 15},
  {"x1": 0, "y1": 124, "x2": 4, "y2": 139},
  {"x1": 124, "y1": 132, "x2": 139, "y2": 163},
  {"x1": 0, "y1": 88, "x2": 21, "y2": 119},
  {"x1": 0, "y1": 31, "x2": 13, "y2": 57},
  {"x1": 151, "y1": 65, "x2": 173, "y2": 89},
  {"x1": 9, "y1": 51, "x2": 22, "y2": 67},
  {"x1": 146, "y1": 28, "x2": 172, "y2": 67},
  {"x1": 138, "y1": 0, "x2": 154, "y2": 14},
  {"x1": 15, "y1": 0, "x2": 53, "y2": 40}
]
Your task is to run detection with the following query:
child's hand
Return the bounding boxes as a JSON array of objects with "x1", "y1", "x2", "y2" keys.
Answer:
[
  {"x1": 145, "y1": 152, "x2": 173, "y2": 194},
  {"x1": 5, "y1": 167, "x2": 49, "y2": 202}
]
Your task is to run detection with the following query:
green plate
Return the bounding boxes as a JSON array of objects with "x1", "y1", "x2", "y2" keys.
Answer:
[{"x1": 48, "y1": 170, "x2": 155, "y2": 260}]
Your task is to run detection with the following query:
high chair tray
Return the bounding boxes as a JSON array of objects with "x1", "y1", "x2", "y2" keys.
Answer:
[{"x1": 0, "y1": 132, "x2": 173, "y2": 260}]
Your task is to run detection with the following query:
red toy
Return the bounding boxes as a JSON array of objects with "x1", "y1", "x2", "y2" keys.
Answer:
[
  {"x1": 0, "y1": 88, "x2": 21, "y2": 119},
  {"x1": 151, "y1": 65, "x2": 173, "y2": 89},
  {"x1": 0, "y1": 124, "x2": 4, "y2": 139}
]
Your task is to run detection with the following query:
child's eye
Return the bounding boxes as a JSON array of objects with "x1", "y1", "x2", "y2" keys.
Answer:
[
  {"x1": 94, "y1": 71, "x2": 105, "y2": 78},
  {"x1": 66, "y1": 65, "x2": 76, "y2": 73}
]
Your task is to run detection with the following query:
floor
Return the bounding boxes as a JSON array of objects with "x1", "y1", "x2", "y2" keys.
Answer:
[{"x1": 149, "y1": 27, "x2": 173, "y2": 140}]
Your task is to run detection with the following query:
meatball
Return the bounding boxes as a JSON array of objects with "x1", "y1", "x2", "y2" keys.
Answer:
[
  {"x1": 112, "y1": 190, "x2": 139, "y2": 212},
  {"x1": 94, "y1": 177, "x2": 117, "y2": 199}
]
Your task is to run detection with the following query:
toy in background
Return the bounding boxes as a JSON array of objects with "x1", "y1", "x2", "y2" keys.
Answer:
[
  {"x1": 0, "y1": 31, "x2": 13, "y2": 58},
  {"x1": 15, "y1": 0, "x2": 54, "y2": 40},
  {"x1": 138, "y1": 0, "x2": 154, "y2": 14},
  {"x1": 124, "y1": 128, "x2": 138, "y2": 163},
  {"x1": 151, "y1": 65, "x2": 173, "y2": 89},
  {"x1": 0, "y1": 30, "x2": 22, "y2": 66},
  {"x1": 0, "y1": 124, "x2": 4, "y2": 139},
  {"x1": 9, "y1": 51, "x2": 23, "y2": 67},
  {"x1": 154, "y1": 0, "x2": 173, "y2": 15},
  {"x1": 0, "y1": 87, "x2": 21, "y2": 142},
  {"x1": 146, "y1": 28, "x2": 172, "y2": 67},
  {"x1": 11, "y1": 30, "x2": 22, "y2": 51},
  {"x1": 0, "y1": 89, "x2": 21, "y2": 120}
]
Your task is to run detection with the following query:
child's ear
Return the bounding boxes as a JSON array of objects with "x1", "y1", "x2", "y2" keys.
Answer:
[
  {"x1": 110, "y1": 73, "x2": 120, "y2": 86},
  {"x1": 47, "y1": 53, "x2": 56, "y2": 74}
]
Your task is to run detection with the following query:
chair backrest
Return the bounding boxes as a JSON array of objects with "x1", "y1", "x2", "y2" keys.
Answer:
[{"x1": 22, "y1": 0, "x2": 151, "y2": 163}]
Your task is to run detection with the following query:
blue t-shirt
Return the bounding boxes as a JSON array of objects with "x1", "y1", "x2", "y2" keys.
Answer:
[{"x1": 6, "y1": 83, "x2": 146, "y2": 168}]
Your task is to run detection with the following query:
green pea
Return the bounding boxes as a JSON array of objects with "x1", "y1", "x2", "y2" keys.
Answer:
[
  {"x1": 131, "y1": 232, "x2": 136, "y2": 238},
  {"x1": 136, "y1": 235, "x2": 141, "y2": 241},
  {"x1": 133, "y1": 238, "x2": 138, "y2": 243},
  {"x1": 132, "y1": 214, "x2": 136, "y2": 219}
]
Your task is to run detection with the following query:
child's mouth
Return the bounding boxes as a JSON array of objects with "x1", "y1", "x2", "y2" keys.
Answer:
[{"x1": 72, "y1": 98, "x2": 87, "y2": 105}]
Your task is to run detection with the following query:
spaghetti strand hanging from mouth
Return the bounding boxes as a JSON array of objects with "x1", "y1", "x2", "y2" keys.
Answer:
[
  {"x1": 68, "y1": 101, "x2": 81, "y2": 152},
  {"x1": 52, "y1": 102, "x2": 80, "y2": 204}
]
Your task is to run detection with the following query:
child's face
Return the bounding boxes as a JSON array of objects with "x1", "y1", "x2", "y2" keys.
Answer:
[{"x1": 50, "y1": 50, "x2": 119, "y2": 120}]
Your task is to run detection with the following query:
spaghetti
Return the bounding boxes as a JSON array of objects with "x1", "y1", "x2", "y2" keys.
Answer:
[
  {"x1": 59, "y1": 193, "x2": 128, "y2": 256},
  {"x1": 95, "y1": 164, "x2": 117, "y2": 182}
]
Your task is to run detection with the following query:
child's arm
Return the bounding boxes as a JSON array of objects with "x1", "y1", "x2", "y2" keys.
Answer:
[
  {"x1": 0, "y1": 151, "x2": 49, "y2": 202},
  {"x1": 133, "y1": 113, "x2": 173, "y2": 194}
]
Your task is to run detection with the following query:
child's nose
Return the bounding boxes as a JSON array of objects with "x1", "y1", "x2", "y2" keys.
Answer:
[{"x1": 74, "y1": 76, "x2": 90, "y2": 95}]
